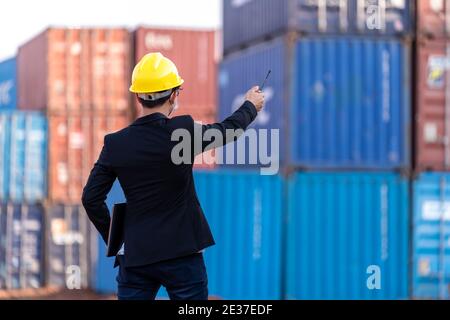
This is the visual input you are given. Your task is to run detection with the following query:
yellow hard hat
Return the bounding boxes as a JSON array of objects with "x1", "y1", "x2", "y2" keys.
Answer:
[{"x1": 129, "y1": 52, "x2": 184, "y2": 94}]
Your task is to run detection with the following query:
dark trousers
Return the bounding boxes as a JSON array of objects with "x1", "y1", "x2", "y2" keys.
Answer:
[{"x1": 116, "y1": 253, "x2": 208, "y2": 300}]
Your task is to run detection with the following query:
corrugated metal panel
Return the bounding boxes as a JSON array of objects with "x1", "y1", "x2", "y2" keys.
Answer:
[
  {"x1": 219, "y1": 38, "x2": 286, "y2": 169},
  {"x1": 219, "y1": 36, "x2": 410, "y2": 169},
  {"x1": 293, "y1": 37, "x2": 411, "y2": 169},
  {"x1": 47, "y1": 204, "x2": 91, "y2": 289},
  {"x1": 17, "y1": 30, "x2": 48, "y2": 111},
  {"x1": 24, "y1": 114, "x2": 48, "y2": 201},
  {"x1": 0, "y1": 58, "x2": 17, "y2": 110},
  {"x1": 287, "y1": 172, "x2": 409, "y2": 300},
  {"x1": 413, "y1": 173, "x2": 450, "y2": 300},
  {"x1": 0, "y1": 204, "x2": 6, "y2": 288},
  {"x1": 198, "y1": 171, "x2": 283, "y2": 299},
  {"x1": 0, "y1": 203, "x2": 44, "y2": 289},
  {"x1": 93, "y1": 179, "x2": 125, "y2": 294},
  {"x1": 94, "y1": 172, "x2": 283, "y2": 300},
  {"x1": 48, "y1": 114, "x2": 128, "y2": 204},
  {"x1": 1, "y1": 112, "x2": 48, "y2": 203},
  {"x1": 223, "y1": 0, "x2": 413, "y2": 54},
  {"x1": 9, "y1": 113, "x2": 26, "y2": 202},
  {"x1": 18, "y1": 28, "x2": 132, "y2": 116},
  {"x1": 0, "y1": 114, "x2": 11, "y2": 200},
  {"x1": 417, "y1": 0, "x2": 450, "y2": 38},
  {"x1": 415, "y1": 39, "x2": 450, "y2": 171},
  {"x1": 134, "y1": 27, "x2": 217, "y2": 119}
]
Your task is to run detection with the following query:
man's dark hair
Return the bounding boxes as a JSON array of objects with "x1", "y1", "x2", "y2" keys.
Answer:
[{"x1": 138, "y1": 87, "x2": 180, "y2": 109}]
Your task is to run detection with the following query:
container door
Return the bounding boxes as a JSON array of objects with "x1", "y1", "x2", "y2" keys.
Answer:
[
  {"x1": 418, "y1": 0, "x2": 450, "y2": 38},
  {"x1": 413, "y1": 175, "x2": 450, "y2": 300},
  {"x1": 9, "y1": 113, "x2": 26, "y2": 202},
  {"x1": 0, "y1": 204, "x2": 7, "y2": 289},
  {"x1": 0, "y1": 114, "x2": 11, "y2": 200},
  {"x1": 24, "y1": 114, "x2": 48, "y2": 202},
  {"x1": 21, "y1": 204, "x2": 44, "y2": 288}
]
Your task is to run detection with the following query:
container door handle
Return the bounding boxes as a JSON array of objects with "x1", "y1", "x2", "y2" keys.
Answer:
[{"x1": 318, "y1": 0, "x2": 327, "y2": 32}]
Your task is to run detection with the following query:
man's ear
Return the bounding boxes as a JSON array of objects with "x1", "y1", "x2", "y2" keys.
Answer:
[{"x1": 169, "y1": 91, "x2": 177, "y2": 104}]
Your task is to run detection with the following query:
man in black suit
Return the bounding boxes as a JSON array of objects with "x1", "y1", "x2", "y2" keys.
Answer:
[{"x1": 82, "y1": 52, "x2": 265, "y2": 300}]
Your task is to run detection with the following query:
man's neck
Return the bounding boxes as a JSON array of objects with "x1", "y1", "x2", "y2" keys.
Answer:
[{"x1": 141, "y1": 104, "x2": 170, "y2": 118}]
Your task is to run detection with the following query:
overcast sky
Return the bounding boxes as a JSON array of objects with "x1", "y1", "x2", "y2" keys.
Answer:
[{"x1": 0, "y1": 0, "x2": 222, "y2": 61}]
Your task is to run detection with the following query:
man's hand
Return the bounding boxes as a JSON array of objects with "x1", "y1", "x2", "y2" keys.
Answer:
[{"x1": 245, "y1": 86, "x2": 265, "y2": 112}]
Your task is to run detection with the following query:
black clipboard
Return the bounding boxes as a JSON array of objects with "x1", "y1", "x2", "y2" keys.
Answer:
[{"x1": 107, "y1": 203, "x2": 127, "y2": 257}]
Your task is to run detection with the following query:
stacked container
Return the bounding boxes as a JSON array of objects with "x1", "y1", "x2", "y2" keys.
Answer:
[
  {"x1": 218, "y1": 0, "x2": 413, "y2": 299},
  {"x1": 18, "y1": 28, "x2": 132, "y2": 204},
  {"x1": 0, "y1": 57, "x2": 48, "y2": 290},
  {"x1": 412, "y1": 0, "x2": 450, "y2": 299},
  {"x1": 3, "y1": 27, "x2": 135, "y2": 290}
]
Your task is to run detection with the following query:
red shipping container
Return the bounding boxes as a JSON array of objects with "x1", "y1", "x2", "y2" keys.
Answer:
[
  {"x1": 134, "y1": 27, "x2": 218, "y2": 119},
  {"x1": 415, "y1": 38, "x2": 450, "y2": 171},
  {"x1": 18, "y1": 28, "x2": 132, "y2": 116},
  {"x1": 417, "y1": 0, "x2": 450, "y2": 38},
  {"x1": 49, "y1": 114, "x2": 130, "y2": 204}
]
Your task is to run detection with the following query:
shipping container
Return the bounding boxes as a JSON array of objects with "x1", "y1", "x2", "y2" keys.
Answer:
[
  {"x1": 417, "y1": 0, "x2": 450, "y2": 38},
  {"x1": 412, "y1": 173, "x2": 450, "y2": 300},
  {"x1": 48, "y1": 113, "x2": 128, "y2": 204},
  {"x1": 134, "y1": 27, "x2": 217, "y2": 119},
  {"x1": 223, "y1": 0, "x2": 413, "y2": 54},
  {"x1": 92, "y1": 179, "x2": 125, "y2": 294},
  {"x1": 415, "y1": 38, "x2": 450, "y2": 171},
  {"x1": 94, "y1": 171, "x2": 283, "y2": 300},
  {"x1": 46, "y1": 204, "x2": 92, "y2": 289},
  {"x1": 219, "y1": 36, "x2": 411, "y2": 170},
  {"x1": 0, "y1": 114, "x2": 11, "y2": 200},
  {"x1": 0, "y1": 203, "x2": 44, "y2": 290},
  {"x1": 0, "y1": 112, "x2": 47, "y2": 203},
  {"x1": 0, "y1": 58, "x2": 17, "y2": 110},
  {"x1": 18, "y1": 28, "x2": 132, "y2": 115},
  {"x1": 286, "y1": 172, "x2": 409, "y2": 300}
]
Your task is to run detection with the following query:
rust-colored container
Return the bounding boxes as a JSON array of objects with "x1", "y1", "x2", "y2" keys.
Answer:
[
  {"x1": 18, "y1": 28, "x2": 132, "y2": 116},
  {"x1": 417, "y1": 0, "x2": 450, "y2": 38},
  {"x1": 415, "y1": 38, "x2": 450, "y2": 171},
  {"x1": 48, "y1": 114, "x2": 130, "y2": 203},
  {"x1": 134, "y1": 27, "x2": 218, "y2": 119}
]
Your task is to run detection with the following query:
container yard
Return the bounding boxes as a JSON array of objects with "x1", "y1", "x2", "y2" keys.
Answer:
[{"x1": 0, "y1": 0, "x2": 450, "y2": 304}]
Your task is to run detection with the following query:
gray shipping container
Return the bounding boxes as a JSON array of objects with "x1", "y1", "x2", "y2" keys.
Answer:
[
  {"x1": 46, "y1": 204, "x2": 92, "y2": 289},
  {"x1": 0, "y1": 203, "x2": 44, "y2": 290},
  {"x1": 223, "y1": 0, "x2": 414, "y2": 54}
]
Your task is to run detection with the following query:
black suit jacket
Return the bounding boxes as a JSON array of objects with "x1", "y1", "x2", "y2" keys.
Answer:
[{"x1": 82, "y1": 101, "x2": 258, "y2": 267}]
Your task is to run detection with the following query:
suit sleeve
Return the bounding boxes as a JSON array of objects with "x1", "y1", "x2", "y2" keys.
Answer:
[
  {"x1": 192, "y1": 100, "x2": 258, "y2": 156},
  {"x1": 81, "y1": 136, "x2": 116, "y2": 244}
]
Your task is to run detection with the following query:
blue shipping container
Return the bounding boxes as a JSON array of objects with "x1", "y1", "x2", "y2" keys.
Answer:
[
  {"x1": 0, "y1": 58, "x2": 17, "y2": 110},
  {"x1": 286, "y1": 172, "x2": 409, "y2": 300},
  {"x1": 9, "y1": 114, "x2": 26, "y2": 201},
  {"x1": 47, "y1": 204, "x2": 92, "y2": 289},
  {"x1": 95, "y1": 172, "x2": 283, "y2": 300},
  {"x1": 0, "y1": 203, "x2": 44, "y2": 289},
  {"x1": 223, "y1": 0, "x2": 413, "y2": 54},
  {"x1": 219, "y1": 36, "x2": 411, "y2": 170},
  {"x1": 0, "y1": 114, "x2": 11, "y2": 200},
  {"x1": 413, "y1": 173, "x2": 450, "y2": 300},
  {"x1": 0, "y1": 111, "x2": 47, "y2": 203}
]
